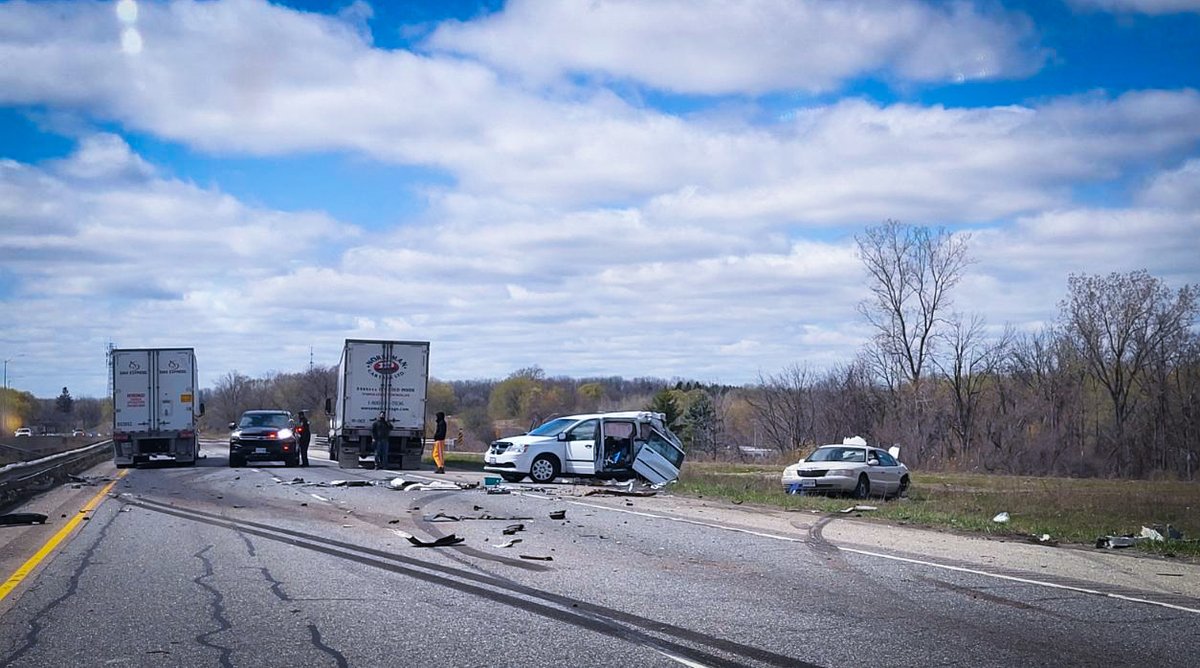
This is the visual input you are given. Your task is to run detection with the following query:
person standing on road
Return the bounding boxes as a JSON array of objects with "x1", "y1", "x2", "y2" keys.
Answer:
[
  {"x1": 296, "y1": 411, "x2": 312, "y2": 467},
  {"x1": 372, "y1": 412, "x2": 392, "y2": 470},
  {"x1": 432, "y1": 411, "x2": 447, "y2": 474}
]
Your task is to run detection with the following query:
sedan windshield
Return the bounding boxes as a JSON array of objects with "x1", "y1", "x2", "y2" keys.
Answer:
[
  {"x1": 239, "y1": 413, "x2": 290, "y2": 429},
  {"x1": 528, "y1": 418, "x2": 575, "y2": 437},
  {"x1": 807, "y1": 447, "x2": 866, "y2": 463}
]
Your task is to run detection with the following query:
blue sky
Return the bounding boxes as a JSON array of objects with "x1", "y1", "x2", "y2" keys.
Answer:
[{"x1": 2, "y1": 0, "x2": 1199, "y2": 399}]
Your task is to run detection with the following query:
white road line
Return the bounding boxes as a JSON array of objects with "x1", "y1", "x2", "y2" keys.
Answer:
[
  {"x1": 652, "y1": 648, "x2": 712, "y2": 668},
  {"x1": 531, "y1": 493, "x2": 1200, "y2": 616},
  {"x1": 839, "y1": 547, "x2": 1200, "y2": 615}
]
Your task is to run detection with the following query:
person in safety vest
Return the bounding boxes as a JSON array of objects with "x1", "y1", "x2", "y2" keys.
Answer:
[{"x1": 432, "y1": 412, "x2": 447, "y2": 474}]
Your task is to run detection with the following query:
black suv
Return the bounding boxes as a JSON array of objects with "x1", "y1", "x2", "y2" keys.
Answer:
[{"x1": 229, "y1": 410, "x2": 299, "y2": 467}]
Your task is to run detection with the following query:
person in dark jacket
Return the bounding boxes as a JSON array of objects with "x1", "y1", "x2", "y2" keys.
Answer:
[
  {"x1": 432, "y1": 412, "x2": 447, "y2": 474},
  {"x1": 372, "y1": 412, "x2": 392, "y2": 470},
  {"x1": 296, "y1": 411, "x2": 312, "y2": 467}
]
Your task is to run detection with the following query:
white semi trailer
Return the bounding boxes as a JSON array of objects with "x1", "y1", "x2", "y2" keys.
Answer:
[
  {"x1": 326, "y1": 339, "x2": 429, "y2": 469},
  {"x1": 111, "y1": 348, "x2": 202, "y2": 467}
]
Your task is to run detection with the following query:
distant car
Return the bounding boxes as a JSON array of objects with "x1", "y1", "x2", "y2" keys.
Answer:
[
  {"x1": 782, "y1": 437, "x2": 909, "y2": 499},
  {"x1": 228, "y1": 410, "x2": 299, "y2": 467},
  {"x1": 72, "y1": 428, "x2": 86, "y2": 437},
  {"x1": 14, "y1": 427, "x2": 32, "y2": 437}
]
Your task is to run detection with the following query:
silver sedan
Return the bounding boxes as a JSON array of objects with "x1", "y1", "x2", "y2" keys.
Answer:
[{"x1": 782, "y1": 442, "x2": 909, "y2": 499}]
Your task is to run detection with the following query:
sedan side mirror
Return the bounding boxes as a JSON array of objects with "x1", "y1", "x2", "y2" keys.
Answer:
[
  {"x1": 557, "y1": 432, "x2": 568, "y2": 442},
  {"x1": 868, "y1": 458, "x2": 880, "y2": 466}
]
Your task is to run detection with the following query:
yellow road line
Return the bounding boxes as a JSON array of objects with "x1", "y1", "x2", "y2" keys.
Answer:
[{"x1": 0, "y1": 469, "x2": 129, "y2": 602}]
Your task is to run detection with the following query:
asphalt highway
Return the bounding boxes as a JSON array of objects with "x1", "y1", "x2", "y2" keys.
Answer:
[{"x1": 0, "y1": 439, "x2": 1196, "y2": 667}]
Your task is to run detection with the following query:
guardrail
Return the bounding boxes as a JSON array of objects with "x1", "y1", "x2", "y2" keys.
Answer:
[{"x1": 0, "y1": 440, "x2": 114, "y2": 508}]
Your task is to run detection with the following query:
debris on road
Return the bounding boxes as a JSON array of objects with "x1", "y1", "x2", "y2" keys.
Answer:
[
  {"x1": 486, "y1": 486, "x2": 512, "y2": 495},
  {"x1": 992, "y1": 512, "x2": 1010, "y2": 524},
  {"x1": 497, "y1": 538, "x2": 522, "y2": 548},
  {"x1": 1095, "y1": 535, "x2": 1140, "y2": 549},
  {"x1": 0, "y1": 513, "x2": 49, "y2": 525},
  {"x1": 387, "y1": 477, "x2": 463, "y2": 491},
  {"x1": 839, "y1": 505, "x2": 878, "y2": 513},
  {"x1": 330, "y1": 480, "x2": 373, "y2": 487},
  {"x1": 407, "y1": 534, "x2": 465, "y2": 548},
  {"x1": 519, "y1": 554, "x2": 553, "y2": 561},
  {"x1": 583, "y1": 489, "x2": 657, "y2": 498},
  {"x1": 502, "y1": 523, "x2": 525, "y2": 535},
  {"x1": 423, "y1": 513, "x2": 461, "y2": 522},
  {"x1": 549, "y1": 510, "x2": 567, "y2": 520},
  {"x1": 1140, "y1": 525, "x2": 1183, "y2": 542}
]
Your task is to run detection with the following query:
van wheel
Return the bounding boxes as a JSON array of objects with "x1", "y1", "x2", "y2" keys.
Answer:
[{"x1": 528, "y1": 455, "x2": 559, "y2": 484}]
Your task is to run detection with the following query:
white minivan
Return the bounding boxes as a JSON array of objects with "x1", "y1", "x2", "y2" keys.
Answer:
[{"x1": 483, "y1": 411, "x2": 685, "y2": 485}]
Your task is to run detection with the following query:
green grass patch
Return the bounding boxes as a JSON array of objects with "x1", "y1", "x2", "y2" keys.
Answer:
[{"x1": 677, "y1": 463, "x2": 1200, "y2": 559}]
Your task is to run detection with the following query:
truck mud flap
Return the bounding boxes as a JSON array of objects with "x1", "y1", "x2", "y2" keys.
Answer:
[{"x1": 337, "y1": 448, "x2": 361, "y2": 469}]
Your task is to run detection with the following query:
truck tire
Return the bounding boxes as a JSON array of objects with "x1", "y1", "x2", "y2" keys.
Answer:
[
  {"x1": 528, "y1": 455, "x2": 559, "y2": 484},
  {"x1": 329, "y1": 438, "x2": 338, "y2": 460}
]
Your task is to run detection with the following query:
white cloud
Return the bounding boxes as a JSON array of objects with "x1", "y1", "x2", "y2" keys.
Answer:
[
  {"x1": 427, "y1": 0, "x2": 1045, "y2": 94},
  {"x1": 1137, "y1": 159, "x2": 1200, "y2": 209},
  {"x1": 1069, "y1": 0, "x2": 1200, "y2": 14}
]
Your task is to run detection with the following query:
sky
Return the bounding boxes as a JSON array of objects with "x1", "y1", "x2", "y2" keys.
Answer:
[{"x1": 1, "y1": 0, "x2": 1199, "y2": 399}]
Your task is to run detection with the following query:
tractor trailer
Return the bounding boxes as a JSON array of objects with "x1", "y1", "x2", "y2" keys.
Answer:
[
  {"x1": 326, "y1": 339, "x2": 429, "y2": 469},
  {"x1": 111, "y1": 347, "x2": 202, "y2": 467}
]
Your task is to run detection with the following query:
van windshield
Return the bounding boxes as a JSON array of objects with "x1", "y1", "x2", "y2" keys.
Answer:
[{"x1": 528, "y1": 418, "x2": 575, "y2": 437}]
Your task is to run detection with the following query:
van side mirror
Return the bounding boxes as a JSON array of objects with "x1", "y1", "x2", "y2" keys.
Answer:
[
  {"x1": 198, "y1": 403, "x2": 205, "y2": 417},
  {"x1": 228, "y1": 422, "x2": 236, "y2": 430},
  {"x1": 324, "y1": 398, "x2": 332, "y2": 415}
]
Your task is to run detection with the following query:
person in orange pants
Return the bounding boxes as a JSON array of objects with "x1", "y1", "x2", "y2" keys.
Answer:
[{"x1": 432, "y1": 411, "x2": 447, "y2": 474}]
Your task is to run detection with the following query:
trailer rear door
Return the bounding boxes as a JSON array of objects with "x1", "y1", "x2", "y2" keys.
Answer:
[
  {"x1": 113, "y1": 350, "x2": 153, "y2": 433},
  {"x1": 155, "y1": 349, "x2": 195, "y2": 432}
]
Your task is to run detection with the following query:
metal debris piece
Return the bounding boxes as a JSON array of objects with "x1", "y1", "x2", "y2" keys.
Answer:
[
  {"x1": 519, "y1": 554, "x2": 553, "y2": 561},
  {"x1": 583, "y1": 489, "x2": 657, "y2": 497},
  {"x1": 1095, "y1": 535, "x2": 1140, "y2": 549},
  {"x1": 331, "y1": 480, "x2": 373, "y2": 487},
  {"x1": 549, "y1": 510, "x2": 567, "y2": 520},
  {"x1": 407, "y1": 534, "x2": 465, "y2": 548},
  {"x1": 497, "y1": 538, "x2": 522, "y2": 548},
  {"x1": 840, "y1": 505, "x2": 878, "y2": 513},
  {"x1": 423, "y1": 513, "x2": 461, "y2": 522},
  {"x1": 502, "y1": 523, "x2": 525, "y2": 536}
]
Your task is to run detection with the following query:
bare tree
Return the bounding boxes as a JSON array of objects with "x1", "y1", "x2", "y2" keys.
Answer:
[
  {"x1": 933, "y1": 314, "x2": 1011, "y2": 463},
  {"x1": 1061, "y1": 270, "x2": 1199, "y2": 475},
  {"x1": 745, "y1": 364, "x2": 819, "y2": 453},
  {"x1": 856, "y1": 220, "x2": 973, "y2": 389}
]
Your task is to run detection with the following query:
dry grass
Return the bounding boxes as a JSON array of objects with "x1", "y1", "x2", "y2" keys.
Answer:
[{"x1": 676, "y1": 463, "x2": 1200, "y2": 558}]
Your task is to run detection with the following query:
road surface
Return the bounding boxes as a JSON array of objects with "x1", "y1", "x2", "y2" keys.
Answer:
[{"x1": 0, "y1": 439, "x2": 1196, "y2": 667}]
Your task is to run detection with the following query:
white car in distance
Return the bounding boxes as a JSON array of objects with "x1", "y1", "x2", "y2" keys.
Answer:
[{"x1": 782, "y1": 437, "x2": 909, "y2": 499}]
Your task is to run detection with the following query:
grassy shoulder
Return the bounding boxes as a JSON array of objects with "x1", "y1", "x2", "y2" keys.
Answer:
[{"x1": 675, "y1": 463, "x2": 1200, "y2": 559}]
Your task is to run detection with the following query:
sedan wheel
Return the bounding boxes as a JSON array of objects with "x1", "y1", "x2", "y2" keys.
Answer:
[
  {"x1": 853, "y1": 475, "x2": 870, "y2": 499},
  {"x1": 897, "y1": 475, "x2": 910, "y2": 498},
  {"x1": 528, "y1": 455, "x2": 559, "y2": 484}
]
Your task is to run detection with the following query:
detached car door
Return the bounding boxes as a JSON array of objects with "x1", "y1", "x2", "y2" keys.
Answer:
[{"x1": 632, "y1": 428, "x2": 685, "y2": 485}]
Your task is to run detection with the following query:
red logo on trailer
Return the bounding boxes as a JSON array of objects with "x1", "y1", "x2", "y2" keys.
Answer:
[{"x1": 373, "y1": 359, "x2": 400, "y2": 375}]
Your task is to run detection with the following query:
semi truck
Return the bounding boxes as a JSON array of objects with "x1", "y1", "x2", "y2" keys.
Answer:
[
  {"x1": 111, "y1": 347, "x2": 203, "y2": 467},
  {"x1": 326, "y1": 339, "x2": 430, "y2": 469}
]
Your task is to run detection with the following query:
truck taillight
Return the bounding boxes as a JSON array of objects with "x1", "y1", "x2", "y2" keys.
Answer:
[
  {"x1": 114, "y1": 432, "x2": 131, "y2": 442},
  {"x1": 179, "y1": 430, "x2": 194, "y2": 438}
]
